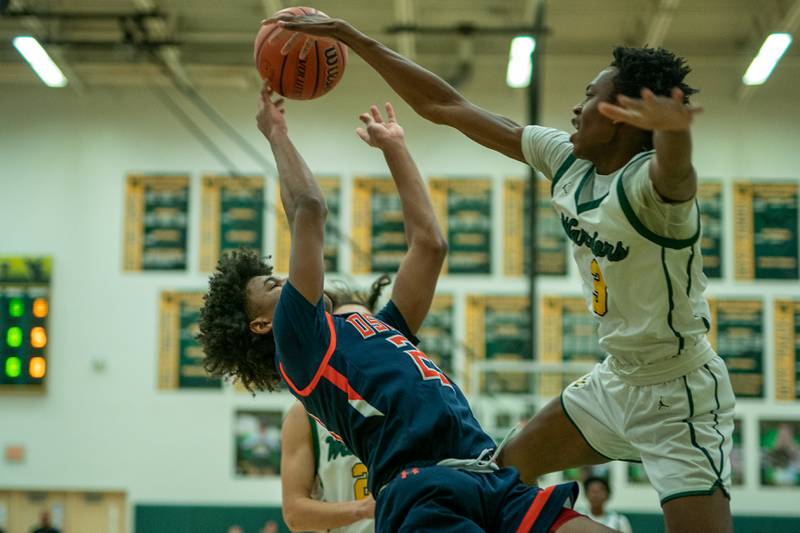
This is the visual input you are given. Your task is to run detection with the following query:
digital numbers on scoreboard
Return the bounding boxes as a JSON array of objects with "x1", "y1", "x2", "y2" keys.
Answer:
[{"x1": 0, "y1": 256, "x2": 51, "y2": 393}]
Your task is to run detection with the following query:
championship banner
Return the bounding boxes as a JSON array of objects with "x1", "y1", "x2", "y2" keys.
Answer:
[
  {"x1": 539, "y1": 296, "x2": 604, "y2": 396},
  {"x1": 123, "y1": 175, "x2": 189, "y2": 271},
  {"x1": 0, "y1": 256, "x2": 51, "y2": 393},
  {"x1": 504, "y1": 177, "x2": 568, "y2": 277},
  {"x1": 199, "y1": 175, "x2": 264, "y2": 272},
  {"x1": 429, "y1": 177, "x2": 492, "y2": 275},
  {"x1": 276, "y1": 176, "x2": 341, "y2": 273},
  {"x1": 158, "y1": 291, "x2": 221, "y2": 390},
  {"x1": 465, "y1": 295, "x2": 531, "y2": 394},
  {"x1": 697, "y1": 181, "x2": 724, "y2": 279},
  {"x1": 774, "y1": 299, "x2": 800, "y2": 401},
  {"x1": 733, "y1": 182, "x2": 799, "y2": 280},
  {"x1": 417, "y1": 295, "x2": 455, "y2": 376},
  {"x1": 351, "y1": 176, "x2": 405, "y2": 274},
  {"x1": 707, "y1": 298, "x2": 764, "y2": 398}
]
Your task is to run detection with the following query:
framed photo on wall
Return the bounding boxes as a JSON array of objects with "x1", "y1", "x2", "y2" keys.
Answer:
[
  {"x1": 235, "y1": 410, "x2": 283, "y2": 477},
  {"x1": 760, "y1": 420, "x2": 800, "y2": 487}
]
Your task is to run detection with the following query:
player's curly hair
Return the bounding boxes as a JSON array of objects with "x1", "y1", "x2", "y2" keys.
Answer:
[
  {"x1": 328, "y1": 274, "x2": 392, "y2": 314},
  {"x1": 609, "y1": 46, "x2": 698, "y2": 149},
  {"x1": 198, "y1": 248, "x2": 280, "y2": 392},
  {"x1": 610, "y1": 46, "x2": 697, "y2": 102}
]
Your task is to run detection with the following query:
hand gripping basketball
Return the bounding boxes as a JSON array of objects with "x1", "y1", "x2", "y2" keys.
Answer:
[{"x1": 254, "y1": 7, "x2": 348, "y2": 100}]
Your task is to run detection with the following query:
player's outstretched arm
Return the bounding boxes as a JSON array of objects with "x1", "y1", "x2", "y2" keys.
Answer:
[
  {"x1": 257, "y1": 82, "x2": 326, "y2": 304},
  {"x1": 356, "y1": 103, "x2": 447, "y2": 335},
  {"x1": 280, "y1": 403, "x2": 375, "y2": 532},
  {"x1": 599, "y1": 87, "x2": 702, "y2": 202},
  {"x1": 264, "y1": 15, "x2": 526, "y2": 162}
]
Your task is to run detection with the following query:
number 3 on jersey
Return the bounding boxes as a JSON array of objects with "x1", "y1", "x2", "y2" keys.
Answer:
[{"x1": 591, "y1": 259, "x2": 608, "y2": 316}]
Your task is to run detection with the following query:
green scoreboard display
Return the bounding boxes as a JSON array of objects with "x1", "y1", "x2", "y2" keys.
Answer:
[{"x1": 0, "y1": 256, "x2": 51, "y2": 392}]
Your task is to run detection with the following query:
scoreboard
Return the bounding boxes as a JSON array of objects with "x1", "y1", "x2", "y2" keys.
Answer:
[{"x1": 0, "y1": 256, "x2": 51, "y2": 392}]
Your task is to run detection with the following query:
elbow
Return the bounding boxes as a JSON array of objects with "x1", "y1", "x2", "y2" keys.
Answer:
[
  {"x1": 294, "y1": 194, "x2": 328, "y2": 222},
  {"x1": 415, "y1": 234, "x2": 449, "y2": 260},
  {"x1": 282, "y1": 505, "x2": 304, "y2": 533}
]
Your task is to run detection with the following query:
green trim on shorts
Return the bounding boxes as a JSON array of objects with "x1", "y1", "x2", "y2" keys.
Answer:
[
  {"x1": 560, "y1": 393, "x2": 618, "y2": 463},
  {"x1": 682, "y1": 376, "x2": 723, "y2": 478},
  {"x1": 704, "y1": 363, "x2": 727, "y2": 483},
  {"x1": 660, "y1": 480, "x2": 730, "y2": 506}
]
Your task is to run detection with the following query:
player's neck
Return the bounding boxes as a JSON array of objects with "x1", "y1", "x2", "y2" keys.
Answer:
[{"x1": 590, "y1": 143, "x2": 644, "y2": 175}]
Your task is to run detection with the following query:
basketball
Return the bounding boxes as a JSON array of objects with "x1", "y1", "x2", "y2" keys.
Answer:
[{"x1": 254, "y1": 6, "x2": 348, "y2": 100}]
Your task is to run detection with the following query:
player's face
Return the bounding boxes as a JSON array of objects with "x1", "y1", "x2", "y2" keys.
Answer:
[
  {"x1": 570, "y1": 67, "x2": 618, "y2": 159},
  {"x1": 245, "y1": 275, "x2": 286, "y2": 335}
]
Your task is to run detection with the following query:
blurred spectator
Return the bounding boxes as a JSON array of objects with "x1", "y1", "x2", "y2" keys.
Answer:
[
  {"x1": 260, "y1": 520, "x2": 278, "y2": 533},
  {"x1": 583, "y1": 477, "x2": 632, "y2": 533},
  {"x1": 31, "y1": 511, "x2": 59, "y2": 533}
]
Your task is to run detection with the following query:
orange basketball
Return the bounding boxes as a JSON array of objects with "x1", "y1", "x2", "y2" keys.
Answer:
[{"x1": 254, "y1": 6, "x2": 348, "y2": 100}]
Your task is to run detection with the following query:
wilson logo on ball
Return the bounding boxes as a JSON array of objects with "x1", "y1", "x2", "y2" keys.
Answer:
[{"x1": 254, "y1": 6, "x2": 348, "y2": 100}]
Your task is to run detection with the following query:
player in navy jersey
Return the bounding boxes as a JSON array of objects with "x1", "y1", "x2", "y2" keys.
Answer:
[{"x1": 199, "y1": 83, "x2": 614, "y2": 532}]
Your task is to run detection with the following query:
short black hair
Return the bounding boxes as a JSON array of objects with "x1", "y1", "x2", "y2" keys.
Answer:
[
  {"x1": 610, "y1": 46, "x2": 697, "y2": 103},
  {"x1": 328, "y1": 274, "x2": 392, "y2": 314},
  {"x1": 198, "y1": 248, "x2": 280, "y2": 392},
  {"x1": 583, "y1": 476, "x2": 611, "y2": 494}
]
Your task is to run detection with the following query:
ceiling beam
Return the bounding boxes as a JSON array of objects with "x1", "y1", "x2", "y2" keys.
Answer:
[
  {"x1": 394, "y1": 0, "x2": 416, "y2": 59},
  {"x1": 522, "y1": 0, "x2": 537, "y2": 24},
  {"x1": 642, "y1": 0, "x2": 680, "y2": 47},
  {"x1": 133, "y1": 0, "x2": 193, "y2": 88}
]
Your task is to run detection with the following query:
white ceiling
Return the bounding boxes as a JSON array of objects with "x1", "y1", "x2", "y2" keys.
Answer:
[{"x1": 0, "y1": 0, "x2": 798, "y2": 88}]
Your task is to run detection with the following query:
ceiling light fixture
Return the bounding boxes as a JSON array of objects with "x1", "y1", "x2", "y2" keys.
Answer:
[
  {"x1": 12, "y1": 36, "x2": 68, "y2": 88},
  {"x1": 506, "y1": 36, "x2": 536, "y2": 89},
  {"x1": 742, "y1": 33, "x2": 792, "y2": 86}
]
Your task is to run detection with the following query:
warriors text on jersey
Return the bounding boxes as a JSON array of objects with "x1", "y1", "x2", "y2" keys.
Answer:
[{"x1": 523, "y1": 125, "x2": 716, "y2": 385}]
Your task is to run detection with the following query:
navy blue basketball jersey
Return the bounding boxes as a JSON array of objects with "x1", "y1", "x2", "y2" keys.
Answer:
[{"x1": 273, "y1": 282, "x2": 495, "y2": 492}]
